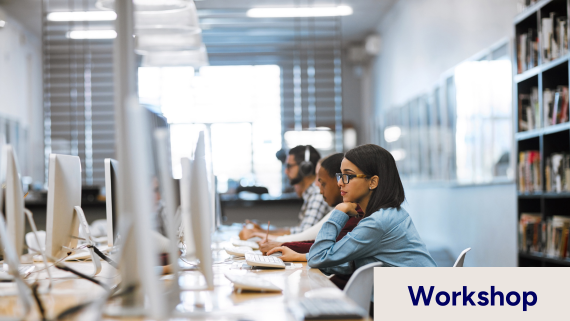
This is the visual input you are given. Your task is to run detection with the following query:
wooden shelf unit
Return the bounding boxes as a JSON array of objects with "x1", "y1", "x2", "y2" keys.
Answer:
[{"x1": 515, "y1": 0, "x2": 570, "y2": 267}]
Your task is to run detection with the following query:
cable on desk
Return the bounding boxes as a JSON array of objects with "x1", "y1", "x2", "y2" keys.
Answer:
[
  {"x1": 54, "y1": 301, "x2": 94, "y2": 321},
  {"x1": 108, "y1": 284, "x2": 136, "y2": 299},
  {"x1": 54, "y1": 262, "x2": 110, "y2": 291},
  {"x1": 87, "y1": 245, "x2": 119, "y2": 269},
  {"x1": 31, "y1": 282, "x2": 47, "y2": 321},
  {"x1": 24, "y1": 244, "x2": 68, "y2": 275}
]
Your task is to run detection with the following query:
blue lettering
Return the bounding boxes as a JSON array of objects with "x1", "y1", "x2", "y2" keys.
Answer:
[
  {"x1": 407, "y1": 286, "x2": 536, "y2": 311},
  {"x1": 452, "y1": 291, "x2": 460, "y2": 306},
  {"x1": 477, "y1": 291, "x2": 489, "y2": 306},
  {"x1": 462, "y1": 286, "x2": 475, "y2": 306},
  {"x1": 408, "y1": 286, "x2": 434, "y2": 306},
  {"x1": 436, "y1": 291, "x2": 450, "y2": 306},
  {"x1": 523, "y1": 291, "x2": 537, "y2": 311},
  {"x1": 506, "y1": 291, "x2": 520, "y2": 306},
  {"x1": 490, "y1": 286, "x2": 504, "y2": 306}
]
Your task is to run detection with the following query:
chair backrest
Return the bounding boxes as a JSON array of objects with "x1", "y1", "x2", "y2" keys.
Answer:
[
  {"x1": 343, "y1": 262, "x2": 384, "y2": 315},
  {"x1": 453, "y1": 248, "x2": 471, "y2": 267}
]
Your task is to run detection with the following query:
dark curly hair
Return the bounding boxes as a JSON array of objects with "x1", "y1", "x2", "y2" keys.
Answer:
[{"x1": 344, "y1": 144, "x2": 405, "y2": 214}]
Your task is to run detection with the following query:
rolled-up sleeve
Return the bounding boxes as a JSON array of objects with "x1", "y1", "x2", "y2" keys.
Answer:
[{"x1": 307, "y1": 209, "x2": 382, "y2": 268}]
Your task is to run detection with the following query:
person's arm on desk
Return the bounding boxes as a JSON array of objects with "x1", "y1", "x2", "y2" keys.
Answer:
[
  {"x1": 240, "y1": 227, "x2": 290, "y2": 240},
  {"x1": 258, "y1": 240, "x2": 283, "y2": 254},
  {"x1": 307, "y1": 203, "x2": 378, "y2": 269},
  {"x1": 267, "y1": 246, "x2": 307, "y2": 262}
]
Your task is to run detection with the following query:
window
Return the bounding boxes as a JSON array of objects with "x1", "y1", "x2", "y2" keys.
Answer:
[
  {"x1": 381, "y1": 42, "x2": 513, "y2": 184},
  {"x1": 138, "y1": 65, "x2": 283, "y2": 196},
  {"x1": 454, "y1": 50, "x2": 512, "y2": 183}
]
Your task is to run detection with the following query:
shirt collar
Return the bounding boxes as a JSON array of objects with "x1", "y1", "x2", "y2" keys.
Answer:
[{"x1": 302, "y1": 183, "x2": 318, "y2": 200}]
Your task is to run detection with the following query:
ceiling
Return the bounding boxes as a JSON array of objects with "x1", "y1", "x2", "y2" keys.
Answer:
[{"x1": 0, "y1": 0, "x2": 397, "y2": 46}]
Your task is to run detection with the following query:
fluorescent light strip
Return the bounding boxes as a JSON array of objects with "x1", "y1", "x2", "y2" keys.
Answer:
[
  {"x1": 247, "y1": 5, "x2": 353, "y2": 18},
  {"x1": 47, "y1": 11, "x2": 117, "y2": 21},
  {"x1": 67, "y1": 30, "x2": 117, "y2": 39}
]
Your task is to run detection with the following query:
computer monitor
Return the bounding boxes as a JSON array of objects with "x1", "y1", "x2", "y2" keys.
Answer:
[
  {"x1": 203, "y1": 128, "x2": 217, "y2": 234},
  {"x1": 104, "y1": 158, "x2": 119, "y2": 247},
  {"x1": 108, "y1": 0, "x2": 167, "y2": 317},
  {"x1": 45, "y1": 154, "x2": 82, "y2": 260},
  {"x1": 214, "y1": 176, "x2": 223, "y2": 230},
  {"x1": 0, "y1": 214, "x2": 32, "y2": 315},
  {"x1": 5, "y1": 145, "x2": 25, "y2": 256},
  {"x1": 180, "y1": 131, "x2": 213, "y2": 289}
]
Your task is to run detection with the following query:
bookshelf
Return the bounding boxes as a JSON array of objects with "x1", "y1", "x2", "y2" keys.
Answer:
[{"x1": 515, "y1": 0, "x2": 570, "y2": 267}]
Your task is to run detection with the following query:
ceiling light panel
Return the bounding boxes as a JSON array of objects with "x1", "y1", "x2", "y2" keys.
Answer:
[
  {"x1": 247, "y1": 5, "x2": 353, "y2": 18},
  {"x1": 47, "y1": 11, "x2": 117, "y2": 21}
]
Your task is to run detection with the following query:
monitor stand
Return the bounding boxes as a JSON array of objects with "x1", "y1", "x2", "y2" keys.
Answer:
[
  {"x1": 23, "y1": 208, "x2": 53, "y2": 290},
  {"x1": 0, "y1": 214, "x2": 33, "y2": 317},
  {"x1": 73, "y1": 206, "x2": 102, "y2": 276},
  {"x1": 103, "y1": 217, "x2": 146, "y2": 318}
]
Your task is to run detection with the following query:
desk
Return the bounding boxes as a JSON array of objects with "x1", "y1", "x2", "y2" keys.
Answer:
[{"x1": 0, "y1": 243, "x2": 371, "y2": 320}]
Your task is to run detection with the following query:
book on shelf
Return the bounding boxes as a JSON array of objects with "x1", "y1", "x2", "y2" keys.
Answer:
[
  {"x1": 542, "y1": 12, "x2": 568, "y2": 62},
  {"x1": 517, "y1": 28, "x2": 538, "y2": 73},
  {"x1": 519, "y1": 214, "x2": 570, "y2": 259},
  {"x1": 545, "y1": 153, "x2": 570, "y2": 193},
  {"x1": 519, "y1": 213, "x2": 542, "y2": 253},
  {"x1": 517, "y1": 0, "x2": 539, "y2": 14},
  {"x1": 543, "y1": 86, "x2": 569, "y2": 127},
  {"x1": 518, "y1": 87, "x2": 539, "y2": 131},
  {"x1": 518, "y1": 150, "x2": 541, "y2": 193}
]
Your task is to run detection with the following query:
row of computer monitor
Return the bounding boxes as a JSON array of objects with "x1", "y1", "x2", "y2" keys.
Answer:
[
  {"x1": 3, "y1": 130, "x2": 220, "y2": 282},
  {"x1": 0, "y1": 126, "x2": 221, "y2": 318}
]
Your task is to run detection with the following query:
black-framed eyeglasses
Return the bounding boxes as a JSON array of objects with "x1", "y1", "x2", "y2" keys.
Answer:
[
  {"x1": 285, "y1": 163, "x2": 298, "y2": 170},
  {"x1": 336, "y1": 173, "x2": 371, "y2": 184}
]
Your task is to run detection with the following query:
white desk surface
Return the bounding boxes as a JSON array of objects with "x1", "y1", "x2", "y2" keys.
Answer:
[{"x1": 0, "y1": 239, "x2": 370, "y2": 321}]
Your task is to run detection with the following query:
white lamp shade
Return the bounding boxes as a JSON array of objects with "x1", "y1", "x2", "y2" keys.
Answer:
[
  {"x1": 135, "y1": 28, "x2": 202, "y2": 53},
  {"x1": 135, "y1": 2, "x2": 200, "y2": 30},
  {"x1": 96, "y1": 0, "x2": 192, "y2": 12},
  {"x1": 141, "y1": 46, "x2": 209, "y2": 67}
]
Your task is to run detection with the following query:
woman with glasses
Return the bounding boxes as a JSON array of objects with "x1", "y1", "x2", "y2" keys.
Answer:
[{"x1": 306, "y1": 144, "x2": 437, "y2": 275}]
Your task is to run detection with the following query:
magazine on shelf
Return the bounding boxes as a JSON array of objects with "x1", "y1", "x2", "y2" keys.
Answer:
[{"x1": 543, "y1": 86, "x2": 569, "y2": 127}]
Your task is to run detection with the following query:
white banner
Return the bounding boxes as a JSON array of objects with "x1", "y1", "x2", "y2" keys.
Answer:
[{"x1": 374, "y1": 267, "x2": 570, "y2": 320}]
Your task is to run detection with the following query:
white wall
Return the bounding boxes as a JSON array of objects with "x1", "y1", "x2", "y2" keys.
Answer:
[
  {"x1": 371, "y1": 0, "x2": 520, "y2": 266},
  {"x1": 342, "y1": 58, "x2": 363, "y2": 145},
  {"x1": 0, "y1": 7, "x2": 43, "y2": 182}
]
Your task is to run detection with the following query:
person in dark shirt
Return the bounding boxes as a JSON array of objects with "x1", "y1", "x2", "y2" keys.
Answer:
[
  {"x1": 258, "y1": 153, "x2": 345, "y2": 254},
  {"x1": 263, "y1": 153, "x2": 362, "y2": 290},
  {"x1": 262, "y1": 153, "x2": 365, "y2": 260}
]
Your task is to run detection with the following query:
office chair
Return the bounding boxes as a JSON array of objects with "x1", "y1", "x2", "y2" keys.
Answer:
[
  {"x1": 343, "y1": 262, "x2": 384, "y2": 315},
  {"x1": 452, "y1": 248, "x2": 471, "y2": 267}
]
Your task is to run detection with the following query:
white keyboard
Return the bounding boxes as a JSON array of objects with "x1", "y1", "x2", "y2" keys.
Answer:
[
  {"x1": 225, "y1": 273, "x2": 282, "y2": 292},
  {"x1": 232, "y1": 240, "x2": 259, "y2": 250},
  {"x1": 288, "y1": 298, "x2": 367, "y2": 320},
  {"x1": 245, "y1": 253, "x2": 285, "y2": 269},
  {"x1": 0, "y1": 265, "x2": 35, "y2": 280},
  {"x1": 225, "y1": 246, "x2": 253, "y2": 257}
]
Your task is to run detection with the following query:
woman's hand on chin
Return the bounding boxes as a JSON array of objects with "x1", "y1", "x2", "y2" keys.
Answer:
[{"x1": 335, "y1": 202, "x2": 359, "y2": 216}]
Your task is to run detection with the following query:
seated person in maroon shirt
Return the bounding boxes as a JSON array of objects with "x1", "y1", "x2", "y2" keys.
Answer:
[
  {"x1": 261, "y1": 153, "x2": 361, "y2": 290},
  {"x1": 260, "y1": 153, "x2": 363, "y2": 259}
]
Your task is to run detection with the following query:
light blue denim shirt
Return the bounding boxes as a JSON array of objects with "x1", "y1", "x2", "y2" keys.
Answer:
[{"x1": 307, "y1": 207, "x2": 437, "y2": 275}]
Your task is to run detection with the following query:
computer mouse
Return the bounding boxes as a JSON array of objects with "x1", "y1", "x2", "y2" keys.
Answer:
[{"x1": 268, "y1": 251, "x2": 283, "y2": 257}]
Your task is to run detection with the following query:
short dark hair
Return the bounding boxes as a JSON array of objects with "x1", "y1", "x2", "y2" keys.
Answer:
[
  {"x1": 320, "y1": 153, "x2": 344, "y2": 179},
  {"x1": 288, "y1": 145, "x2": 321, "y2": 175},
  {"x1": 344, "y1": 144, "x2": 405, "y2": 214}
]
